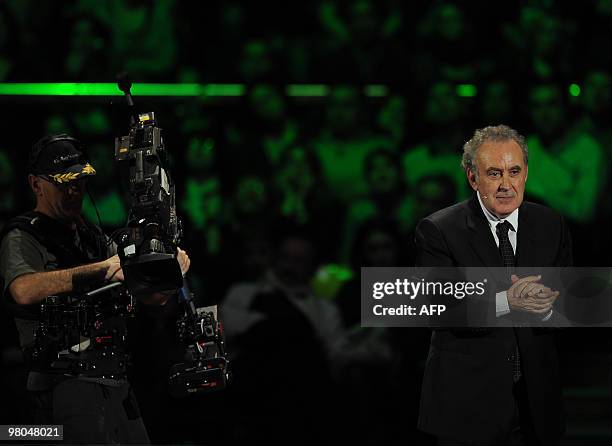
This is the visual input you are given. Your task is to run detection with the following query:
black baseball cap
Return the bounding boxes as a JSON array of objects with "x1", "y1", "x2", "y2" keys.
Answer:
[{"x1": 29, "y1": 134, "x2": 96, "y2": 184}]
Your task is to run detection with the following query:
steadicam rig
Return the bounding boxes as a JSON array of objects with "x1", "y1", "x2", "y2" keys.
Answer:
[{"x1": 114, "y1": 75, "x2": 230, "y2": 395}]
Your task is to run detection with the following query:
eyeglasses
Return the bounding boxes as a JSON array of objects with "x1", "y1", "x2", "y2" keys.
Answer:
[{"x1": 38, "y1": 175, "x2": 88, "y2": 192}]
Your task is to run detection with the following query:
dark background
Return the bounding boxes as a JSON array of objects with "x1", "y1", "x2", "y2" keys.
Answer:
[{"x1": 1, "y1": 0, "x2": 612, "y2": 444}]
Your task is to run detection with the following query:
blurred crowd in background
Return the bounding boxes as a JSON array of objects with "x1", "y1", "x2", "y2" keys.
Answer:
[{"x1": 2, "y1": 0, "x2": 612, "y2": 443}]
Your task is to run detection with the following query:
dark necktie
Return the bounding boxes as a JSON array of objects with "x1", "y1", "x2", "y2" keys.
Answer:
[
  {"x1": 496, "y1": 220, "x2": 515, "y2": 270},
  {"x1": 496, "y1": 220, "x2": 522, "y2": 382}
]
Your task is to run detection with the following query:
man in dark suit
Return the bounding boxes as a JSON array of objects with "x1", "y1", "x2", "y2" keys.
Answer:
[{"x1": 416, "y1": 125, "x2": 572, "y2": 446}]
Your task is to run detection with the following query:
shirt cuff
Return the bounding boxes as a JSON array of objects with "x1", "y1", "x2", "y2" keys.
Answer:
[
  {"x1": 496, "y1": 291, "x2": 510, "y2": 317},
  {"x1": 542, "y1": 309, "x2": 553, "y2": 321}
]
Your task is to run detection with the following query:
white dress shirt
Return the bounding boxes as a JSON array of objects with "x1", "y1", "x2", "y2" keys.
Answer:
[
  {"x1": 476, "y1": 191, "x2": 517, "y2": 317},
  {"x1": 476, "y1": 191, "x2": 552, "y2": 320}
]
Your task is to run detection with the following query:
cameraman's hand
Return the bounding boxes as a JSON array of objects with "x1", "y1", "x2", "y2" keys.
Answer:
[
  {"x1": 507, "y1": 275, "x2": 559, "y2": 314},
  {"x1": 104, "y1": 254, "x2": 124, "y2": 282},
  {"x1": 177, "y1": 248, "x2": 190, "y2": 276}
]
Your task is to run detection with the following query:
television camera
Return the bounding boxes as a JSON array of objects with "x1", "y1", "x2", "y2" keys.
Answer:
[{"x1": 112, "y1": 76, "x2": 231, "y2": 394}]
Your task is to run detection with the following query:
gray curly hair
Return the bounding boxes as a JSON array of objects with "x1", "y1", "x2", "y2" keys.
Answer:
[{"x1": 461, "y1": 124, "x2": 528, "y2": 177}]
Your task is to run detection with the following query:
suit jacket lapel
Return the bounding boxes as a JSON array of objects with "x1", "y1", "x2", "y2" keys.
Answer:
[
  {"x1": 515, "y1": 202, "x2": 537, "y2": 267},
  {"x1": 466, "y1": 194, "x2": 504, "y2": 267}
]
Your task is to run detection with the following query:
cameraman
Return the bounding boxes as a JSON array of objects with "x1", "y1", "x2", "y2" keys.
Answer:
[{"x1": 0, "y1": 134, "x2": 189, "y2": 444}]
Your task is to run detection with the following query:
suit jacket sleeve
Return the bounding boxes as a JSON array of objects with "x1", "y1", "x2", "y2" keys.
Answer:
[
  {"x1": 415, "y1": 218, "x2": 454, "y2": 267},
  {"x1": 415, "y1": 218, "x2": 483, "y2": 327}
]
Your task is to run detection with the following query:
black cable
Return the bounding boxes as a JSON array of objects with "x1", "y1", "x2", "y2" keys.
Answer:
[{"x1": 86, "y1": 185, "x2": 103, "y2": 230}]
